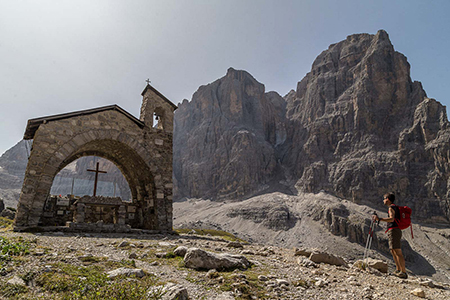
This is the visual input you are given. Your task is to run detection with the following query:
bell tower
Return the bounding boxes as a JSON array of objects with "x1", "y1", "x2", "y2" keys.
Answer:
[{"x1": 140, "y1": 80, "x2": 177, "y2": 131}]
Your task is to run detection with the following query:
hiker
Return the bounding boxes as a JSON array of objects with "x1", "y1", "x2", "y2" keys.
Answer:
[{"x1": 372, "y1": 193, "x2": 408, "y2": 279}]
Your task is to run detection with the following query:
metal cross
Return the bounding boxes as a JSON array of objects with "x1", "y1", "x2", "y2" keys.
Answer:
[
  {"x1": 146, "y1": 78, "x2": 151, "y2": 85},
  {"x1": 87, "y1": 162, "x2": 107, "y2": 197}
]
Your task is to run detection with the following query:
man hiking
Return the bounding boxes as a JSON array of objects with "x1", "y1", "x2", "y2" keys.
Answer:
[{"x1": 373, "y1": 193, "x2": 408, "y2": 279}]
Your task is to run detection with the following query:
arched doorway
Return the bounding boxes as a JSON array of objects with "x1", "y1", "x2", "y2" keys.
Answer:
[
  {"x1": 43, "y1": 155, "x2": 133, "y2": 227},
  {"x1": 50, "y1": 156, "x2": 132, "y2": 201}
]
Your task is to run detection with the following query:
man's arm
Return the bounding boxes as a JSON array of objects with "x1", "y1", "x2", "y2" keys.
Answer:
[{"x1": 374, "y1": 207, "x2": 396, "y2": 222}]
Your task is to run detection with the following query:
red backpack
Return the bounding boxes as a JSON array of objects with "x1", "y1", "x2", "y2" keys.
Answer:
[{"x1": 386, "y1": 204, "x2": 414, "y2": 238}]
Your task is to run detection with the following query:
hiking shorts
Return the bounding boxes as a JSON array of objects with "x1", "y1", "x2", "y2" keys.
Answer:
[{"x1": 388, "y1": 227, "x2": 402, "y2": 249}]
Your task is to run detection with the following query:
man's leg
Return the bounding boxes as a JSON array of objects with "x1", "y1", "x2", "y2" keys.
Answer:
[
  {"x1": 392, "y1": 248, "x2": 406, "y2": 273},
  {"x1": 391, "y1": 249, "x2": 401, "y2": 272}
]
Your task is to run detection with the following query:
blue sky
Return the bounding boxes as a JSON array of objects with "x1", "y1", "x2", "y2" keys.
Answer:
[{"x1": 0, "y1": 0, "x2": 449, "y2": 155}]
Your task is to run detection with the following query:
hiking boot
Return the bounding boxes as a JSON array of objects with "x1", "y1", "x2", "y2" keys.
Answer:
[
  {"x1": 393, "y1": 270, "x2": 401, "y2": 275},
  {"x1": 397, "y1": 272, "x2": 408, "y2": 279}
]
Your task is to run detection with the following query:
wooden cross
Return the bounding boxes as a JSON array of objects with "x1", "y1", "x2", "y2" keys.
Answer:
[
  {"x1": 146, "y1": 78, "x2": 151, "y2": 85},
  {"x1": 87, "y1": 162, "x2": 107, "y2": 196}
]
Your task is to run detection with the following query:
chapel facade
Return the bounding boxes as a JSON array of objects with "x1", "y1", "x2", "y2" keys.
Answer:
[{"x1": 14, "y1": 83, "x2": 177, "y2": 232}]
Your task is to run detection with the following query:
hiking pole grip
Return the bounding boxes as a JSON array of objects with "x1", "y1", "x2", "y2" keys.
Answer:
[{"x1": 373, "y1": 211, "x2": 380, "y2": 225}]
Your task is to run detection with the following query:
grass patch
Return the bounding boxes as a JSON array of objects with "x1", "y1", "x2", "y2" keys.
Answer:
[
  {"x1": 0, "y1": 236, "x2": 30, "y2": 257},
  {"x1": 105, "y1": 259, "x2": 136, "y2": 269},
  {"x1": 1, "y1": 236, "x2": 31, "y2": 272},
  {"x1": 0, "y1": 217, "x2": 14, "y2": 229},
  {"x1": 191, "y1": 270, "x2": 268, "y2": 299},
  {"x1": 175, "y1": 228, "x2": 245, "y2": 242},
  {"x1": 34, "y1": 262, "x2": 162, "y2": 299}
]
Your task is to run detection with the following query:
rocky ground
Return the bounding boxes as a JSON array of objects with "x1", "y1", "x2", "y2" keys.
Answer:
[
  {"x1": 173, "y1": 192, "x2": 450, "y2": 285},
  {"x1": 0, "y1": 228, "x2": 449, "y2": 300}
]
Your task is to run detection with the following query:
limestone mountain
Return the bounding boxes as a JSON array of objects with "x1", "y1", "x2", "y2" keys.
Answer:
[
  {"x1": 282, "y1": 30, "x2": 449, "y2": 222},
  {"x1": 173, "y1": 30, "x2": 450, "y2": 223},
  {"x1": 174, "y1": 68, "x2": 288, "y2": 200}
]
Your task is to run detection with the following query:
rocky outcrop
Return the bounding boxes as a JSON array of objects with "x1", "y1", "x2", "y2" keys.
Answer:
[
  {"x1": 173, "y1": 30, "x2": 450, "y2": 223},
  {"x1": 227, "y1": 204, "x2": 297, "y2": 231}
]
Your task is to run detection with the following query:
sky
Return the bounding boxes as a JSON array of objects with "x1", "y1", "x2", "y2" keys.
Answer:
[{"x1": 1, "y1": 0, "x2": 449, "y2": 156}]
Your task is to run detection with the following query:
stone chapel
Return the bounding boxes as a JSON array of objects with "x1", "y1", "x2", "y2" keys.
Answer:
[{"x1": 14, "y1": 83, "x2": 177, "y2": 232}]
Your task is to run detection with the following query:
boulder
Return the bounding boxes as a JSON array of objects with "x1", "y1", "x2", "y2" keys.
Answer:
[
  {"x1": 227, "y1": 241, "x2": 244, "y2": 249},
  {"x1": 7, "y1": 275, "x2": 26, "y2": 286},
  {"x1": 0, "y1": 208, "x2": 15, "y2": 220},
  {"x1": 294, "y1": 247, "x2": 314, "y2": 257},
  {"x1": 366, "y1": 258, "x2": 388, "y2": 273},
  {"x1": 309, "y1": 251, "x2": 347, "y2": 267},
  {"x1": 410, "y1": 288, "x2": 425, "y2": 298},
  {"x1": 174, "y1": 246, "x2": 188, "y2": 257},
  {"x1": 161, "y1": 283, "x2": 189, "y2": 300},
  {"x1": 184, "y1": 247, "x2": 251, "y2": 271},
  {"x1": 106, "y1": 268, "x2": 145, "y2": 278},
  {"x1": 118, "y1": 241, "x2": 129, "y2": 247}
]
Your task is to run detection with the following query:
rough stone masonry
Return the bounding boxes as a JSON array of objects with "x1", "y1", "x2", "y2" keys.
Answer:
[{"x1": 14, "y1": 83, "x2": 177, "y2": 232}]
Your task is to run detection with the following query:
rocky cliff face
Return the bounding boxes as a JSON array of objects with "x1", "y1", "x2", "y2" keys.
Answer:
[
  {"x1": 283, "y1": 30, "x2": 449, "y2": 221},
  {"x1": 174, "y1": 30, "x2": 450, "y2": 223},
  {"x1": 174, "y1": 68, "x2": 288, "y2": 200},
  {"x1": 0, "y1": 140, "x2": 29, "y2": 207}
]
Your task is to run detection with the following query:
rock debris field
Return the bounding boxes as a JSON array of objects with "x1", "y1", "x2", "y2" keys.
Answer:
[{"x1": 0, "y1": 230, "x2": 449, "y2": 299}]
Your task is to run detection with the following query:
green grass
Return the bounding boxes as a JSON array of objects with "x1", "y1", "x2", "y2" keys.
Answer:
[
  {"x1": 174, "y1": 228, "x2": 245, "y2": 242},
  {"x1": 34, "y1": 262, "x2": 163, "y2": 300},
  {"x1": 0, "y1": 216, "x2": 14, "y2": 229},
  {"x1": 217, "y1": 270, "x2": 268, "y2": 299},
  {"x1": 0, "y1": 236, "x2": 31, "y2": 271},
  {"x1": 104, "y1": 259, "x2": 136, "y2": 269}
]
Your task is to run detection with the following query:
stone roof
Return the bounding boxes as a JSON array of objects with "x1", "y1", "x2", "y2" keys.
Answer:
[
  {"x1": 24, "y1": 105, "x2": 144, "y2": 140},
  {"x1": 74, "y1": 196, "x2": 124, "y2": 206},
  {"x1": 141, "y1": 83, "x2": 178, "y2": 110}
]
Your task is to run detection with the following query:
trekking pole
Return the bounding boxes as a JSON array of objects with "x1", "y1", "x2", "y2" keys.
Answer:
[{"x1": 363, "y1": 212, "x2": 378, "y2": 268}]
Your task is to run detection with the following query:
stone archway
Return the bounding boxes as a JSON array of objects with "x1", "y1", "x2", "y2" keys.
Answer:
[
  {"x1": 56, "y1": 139, "x2": 158, "y2": 229},
  {"x1": 15, "y1": 84, "x2": 177, "y2": 232}
]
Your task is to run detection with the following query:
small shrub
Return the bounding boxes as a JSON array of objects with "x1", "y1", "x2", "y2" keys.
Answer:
[
  {"x1": 353, "y1": 260, "x2": 367, "y2": 270},
  {"x1": 19, "y1": 270, "x2": 37, "y2": 284},
  {"x1": 292, "y1": 279, "x2": 309, "y2": 288},
  {"x1": 0, "y1": 283, "x2": 28, "y2": 297}
]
